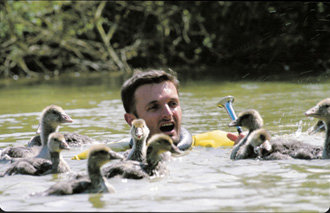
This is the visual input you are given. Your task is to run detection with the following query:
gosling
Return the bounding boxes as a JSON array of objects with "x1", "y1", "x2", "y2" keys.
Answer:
[
  {"x1": 305, "y1": 98, "x2": 330, "y2": 159},
  {"x1": 0, "y1": 132, "x2": 70, "y2": 176},
  {"x1": 123, "y1": 119, "x2": 150, "y2": 162},
  {"x1": 228, "y1": 109, "x2": 264, "y2": 160},
  {"x1": 40, "y1": 144, "x2": 118, "y2": 195},
  {"x1": 0, "y1": 105, "x2": 73, "y2": 161},
  {"x1": 103, "y1": 134, "x2": 183, "y2": 179}
]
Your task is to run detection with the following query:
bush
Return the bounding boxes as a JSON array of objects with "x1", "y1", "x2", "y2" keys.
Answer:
[{"x1": 0, "y1": 1, "x2": 329, "y2": 79}]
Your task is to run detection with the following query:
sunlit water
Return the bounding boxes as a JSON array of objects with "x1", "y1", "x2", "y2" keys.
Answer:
[{"x1": 0, "y1": 76, "x2": 329, "y2": 212}]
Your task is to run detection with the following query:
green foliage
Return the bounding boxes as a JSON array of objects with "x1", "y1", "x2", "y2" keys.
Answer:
[{"x1": 0, "y1": 1, "x2": 330, "y2": 79}]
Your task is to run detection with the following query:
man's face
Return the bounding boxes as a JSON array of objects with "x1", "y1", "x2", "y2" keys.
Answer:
[{"x1": 129, "y1": 81, "x2": 182, "y2": 143}]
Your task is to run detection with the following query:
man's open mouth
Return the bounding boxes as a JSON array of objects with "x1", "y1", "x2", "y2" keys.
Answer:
[{"x1": 160, "y1": 123, "x2": 175, "y2": 132}]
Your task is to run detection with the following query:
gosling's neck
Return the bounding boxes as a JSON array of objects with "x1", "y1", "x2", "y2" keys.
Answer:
[
  {"x1": 37, "y1": 122, "x2": 59, "y2": 159},
  {"x1": 88, "y1": 161, "x2": 106, "y2": 188},
  {"x1": 127, "y1": 137, "x2": 147, "y2": 162},
  {"x1": 146, "y1": 150, "x2": 163, "y2": 173},
  {"x1": 40, "y1": 121, "x2": 59, "y2": 146},
  {"x1": 49, "y1": 152, "x2": 69, "y2": 173},
  {"x1": 49, "y1": 152, "x2": 61, "y2": 172},
  {"x1": 323, "y1": 121, "x2": 330, "y2": 159}
]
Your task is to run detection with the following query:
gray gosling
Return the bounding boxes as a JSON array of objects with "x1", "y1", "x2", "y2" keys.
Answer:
[
  {"x1": 103, "y1": 133, "x2": 183, "y2": 179},
  {"x1": 124, "y1": 119, "x2": 150, "y2": 162},
  {"x1": 233, "y1": 128, "x2": 272, "y2": 160},
  {"x1": 28, "y1": 109, "x2": 95, "y2": 148},
  {"x1": 0, "y1": 105, "x2": 72, "y2": 161},
  {"x1": 1, "y1": 132, "x2": 70, "y2": 176},
  {"x1": 228, "y1": 109, "x2": 264, "y2": 160},
  {"x1": 41, "y1": 144, "x2": 117, "y2": 195},
  {"x1": 305, "y1": 98, "x2": 330, "y2": 159},
  {"x1": 245, "y1": 128, "x2": 323, "y2": 160}
]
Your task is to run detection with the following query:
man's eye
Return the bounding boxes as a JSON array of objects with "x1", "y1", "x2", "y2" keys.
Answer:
[
  {"x1": 169, "y1": 101, "x2": 178, "y2": 107},
  {"x1": 148, "y1": 105, "x2": 159, "y2": 111}
]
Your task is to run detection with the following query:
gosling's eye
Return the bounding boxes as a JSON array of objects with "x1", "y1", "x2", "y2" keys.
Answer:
[
  {"x1": 99, "y1": 150, "x2": 108, "y2": 155},
  {"x1": 260, "y1": 135, "x2": 265, "y2": 141}
]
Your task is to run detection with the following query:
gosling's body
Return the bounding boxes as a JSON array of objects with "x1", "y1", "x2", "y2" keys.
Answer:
[
  {"x1": 259, "y1": 98, "x2": 330, "y2": 160},
  {"x1": 233, "y1": 128, "x2": 271, "y2": 160},
  {"x1": 28, "y1": 132, "x2": 94, "y2": 147},
  {"x1": 229, "y1": 109, "x2": 264, "y2": 160},
  {"x1": 42, "y1": 145, "x2": 116, "y2": 195},
  {"x1": 123, "y1": 119, "x2": 150, "y2": 162},
  {"x1": 0, "y1": 105, "x2": 72, "y2": 161},
  {"x1": 244, "y1": 129, "x2": 323, "y2": 160},
  {"x1": 305, "y1": 98, "x2": 330, "y2": 159},
  {"x1": 1, "y1": 133, "x2": 70, "y2": 176},
  {"x1": 103, "y1": 134, "x2": 182, "y2": 179}
]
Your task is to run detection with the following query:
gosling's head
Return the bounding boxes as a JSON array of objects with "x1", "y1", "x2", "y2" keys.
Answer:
[
  {"x1": 47, "y1": 132, "x2": 70, "y2": 153},
  {"x1": 228, "y1": 109, "x2": 263, "y2": 131},
  {"x1": 39, "y1": 105, "x2": 73, "y2": 131},
  {"x1": 88, "y1": 145, "x2": 116, "y2": 167},
  {"x1": 130, "y1": 119, "x2": 150, "y2": 141},
  {"x1": 305, "y1": 98, "x2": 330, "y2": 122},
  {"x1": 147, "y1": 134, "x2": 182, "y2": 155},
  {"x1": 248, "y1": 128, "x2": 272, "y2": 156}
]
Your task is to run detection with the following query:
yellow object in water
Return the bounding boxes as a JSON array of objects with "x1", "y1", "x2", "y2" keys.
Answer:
[
  {"x1": 192, "y1": 130, "x2": 234, "y2": 147},
  {"x1": 72, "y1": 130, "x2": 234, "y2": 160}
]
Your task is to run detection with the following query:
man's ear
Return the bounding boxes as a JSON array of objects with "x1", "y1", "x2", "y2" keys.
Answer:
[{"x1": 124, "y1": 113, "x2": 136, "y2": 126}]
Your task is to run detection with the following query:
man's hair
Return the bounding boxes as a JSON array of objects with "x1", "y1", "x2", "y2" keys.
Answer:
[{"x1": 121, "y1": 69, "x2": 179, "y2": 114}]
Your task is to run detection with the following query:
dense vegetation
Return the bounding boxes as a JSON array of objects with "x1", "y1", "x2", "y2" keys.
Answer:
[{"x1": 1, "y1": 1, "x2": 329, "y2": 80}]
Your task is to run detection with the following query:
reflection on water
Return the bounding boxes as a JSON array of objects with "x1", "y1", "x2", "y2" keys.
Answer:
[
  {"x1": 0, "y1": 76, "x2": 329, "y2": 211},
  {"x1": 88, "y1": 194, "x2": 106, "y2": 209}
]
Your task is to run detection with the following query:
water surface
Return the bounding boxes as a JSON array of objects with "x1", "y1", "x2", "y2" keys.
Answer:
[{"x1": 0, "y1": 76, "x2": 329, "y2": 212}]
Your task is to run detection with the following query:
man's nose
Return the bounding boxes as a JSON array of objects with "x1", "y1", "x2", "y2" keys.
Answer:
[{"x1": 161, "y1": 104, "x2": 173, "y2": 119}]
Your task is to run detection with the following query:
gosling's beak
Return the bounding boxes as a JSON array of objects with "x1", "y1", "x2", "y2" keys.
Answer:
[
  {"x1": 228, "y1": 119, "x2": 238, "y2": 127},
  {"x1": 60, "y1": 141, "x2": 70, "y2": 150},
  {"x1": 260, "y1": 140, "x2": 272, "y2": 152},
  {"x1": 62, "y1": 113, "x2": 73, "y2": 123},
  {"x1": 135, "y1": 127, "x2": 143, "y2": 140},
  {"x1": 109, "y1": 150, "x2": 124, "y2": 160},
  {"x1": 305, "y1": 106, "x2": 319, "y2": 117},
  {"x1": 170, "y1": 144, "x2": 183, "y2": 155}
]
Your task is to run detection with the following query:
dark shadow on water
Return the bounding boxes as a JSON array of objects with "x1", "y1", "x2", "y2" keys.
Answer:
[
  {"x1": 0, "y1": 72, "x2": 131, "y2": 90},
  {"x1": 0, "y1": 67, "x2": 329, "y2": 90}
]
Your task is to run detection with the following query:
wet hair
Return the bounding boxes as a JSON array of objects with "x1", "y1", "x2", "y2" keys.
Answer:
[{"x1": 121, "y1": 69, "x2": 179, "y2": 115}]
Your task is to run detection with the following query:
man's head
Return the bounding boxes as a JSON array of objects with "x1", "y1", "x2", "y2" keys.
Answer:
[{"x1": 121, "y1": 69, "x2": 182, "y2": 144}]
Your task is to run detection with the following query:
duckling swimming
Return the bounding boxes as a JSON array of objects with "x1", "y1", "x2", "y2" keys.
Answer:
[
  {"x1": 0, "y1": 105, "x2": 73, "y2": 161},
  {"x1": 232, "y1": 128, "x2": 272, "y2": 160},
  {"x1": 103, "y1": 134, "x2": 183, "y2": 179},
  {"x1": 228, "y1": 109, "x2": 264, "y2": 160},
  {"x1": 240, "y1": 128, "x2": 294, "y2": 160},
  {"x1": 28, "y1": 107, "x2": 94, "y2": 148},
  {"x1": 305, "y1": 98, "x2": 330, "y2": 159},
  {"x1": 0, "y1": 132, "x2": 70, "y2": 176},
  {"x1": 41, "y1": 144, "x2": 117, "y2": 195},
  {"x1": 123, "y1": 119, "x2": 150, "y2": 162},
  {"x1": 246, "y1": 128, "x2": 323, "y2": 160}
]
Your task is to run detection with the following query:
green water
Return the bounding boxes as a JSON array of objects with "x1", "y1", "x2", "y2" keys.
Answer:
[{"x1": 0, "y1": 75, "x2": 329, "y2": 211}]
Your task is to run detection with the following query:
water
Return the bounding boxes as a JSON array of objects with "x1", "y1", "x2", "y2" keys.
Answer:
[{"x1": 0, "y1": 76, "x2": 329, "y2": 212}]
